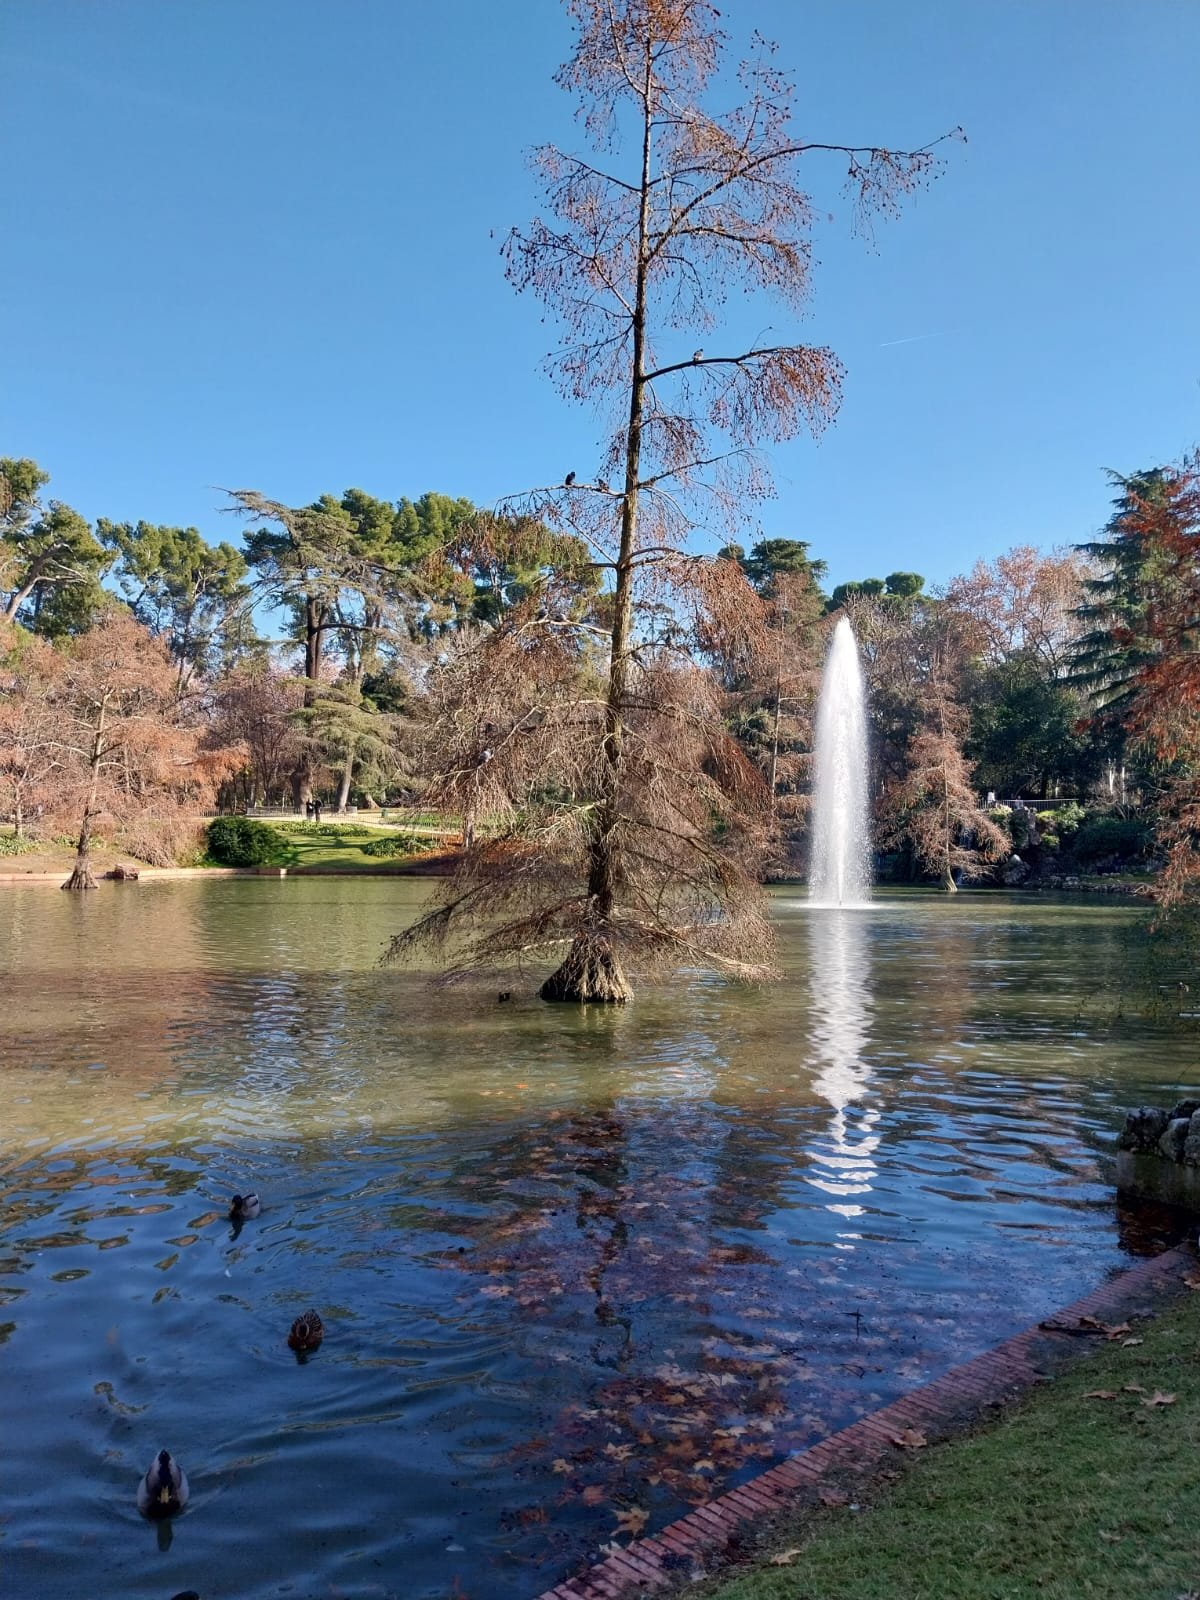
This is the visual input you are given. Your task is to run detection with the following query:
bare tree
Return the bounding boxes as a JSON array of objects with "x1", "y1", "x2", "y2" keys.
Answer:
[{"x1": 398, "y1": 0, "x2": 958, "y2": 999}]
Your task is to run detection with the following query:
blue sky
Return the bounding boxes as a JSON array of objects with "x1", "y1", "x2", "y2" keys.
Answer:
[{"x1": 4, "y1": 0, "x2": 1198, "y2": 589}]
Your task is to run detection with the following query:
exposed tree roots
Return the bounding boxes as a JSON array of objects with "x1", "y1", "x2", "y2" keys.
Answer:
[
  {"x1": 61, "y1": 856, "x2": 98, "y2": 892},
  {"x1": 540, "y1": 932, "x2": 631, "y2": 1004}
]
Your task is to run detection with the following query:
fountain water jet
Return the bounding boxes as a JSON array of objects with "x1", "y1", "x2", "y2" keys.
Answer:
[{"x1": 809, "y1": 616, "x2": 871, "y2": 907}]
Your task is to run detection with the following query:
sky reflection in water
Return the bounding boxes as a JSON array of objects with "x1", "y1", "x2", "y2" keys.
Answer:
[{"x1": 0, "y1": 880, "x2": 1194, "y2": 1600}]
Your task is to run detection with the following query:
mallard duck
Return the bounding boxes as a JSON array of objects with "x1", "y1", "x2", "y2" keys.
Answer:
[
  {"x1": 137, "y1": 1449, "x2": 189, "y2": 1519},
  {"x1": 229, "y1": 1192, "x2": 261, "y2": 1220},
  {"x1": 288, "y1": 1310, "x2": 324, "y2": 1352}
]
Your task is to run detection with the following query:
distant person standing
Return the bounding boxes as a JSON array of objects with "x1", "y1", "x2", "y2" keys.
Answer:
[
  {"x1": 313, "y1": 799, "x2": 323, "y2": 824},
  {"x1": 305, "y1": 798, "x2": 314, "y2": 819}
]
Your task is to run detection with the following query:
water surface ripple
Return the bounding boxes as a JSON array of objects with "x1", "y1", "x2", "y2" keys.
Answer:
[{"x1": 0, "y1": 880, "x2": 1194, "y2": 1599}]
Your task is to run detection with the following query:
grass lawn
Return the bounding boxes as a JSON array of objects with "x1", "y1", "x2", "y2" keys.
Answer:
[
  {"x1": 0, "y1": 820, "x2": 449, "y2": 876},
  {"x1": 707, "y1": 1286, "x2": 1200, "y2": 1600},
  {"x1": 253, "y1": 822, "x2": 444, "y2": 873}
]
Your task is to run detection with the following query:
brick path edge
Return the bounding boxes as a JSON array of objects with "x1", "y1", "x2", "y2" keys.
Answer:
[{"x1": 531, "y1": 1243, "x2": 1196, "y2": 1600}]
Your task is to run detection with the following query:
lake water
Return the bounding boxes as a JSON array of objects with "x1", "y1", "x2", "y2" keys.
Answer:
[{"x1": 0, "y1": 880, "x2": 1194, "y2": 1599}]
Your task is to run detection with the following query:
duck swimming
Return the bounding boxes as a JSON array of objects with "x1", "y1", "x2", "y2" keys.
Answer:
[
  {"x1": 288, "y1": 1310, "x2": 324, "y2": 1352},
  {"x1": 137, "y1": 1449, "x2": 189, "y2": 1519},
  {"x1": 229, "y1": 1192, "x2": 261, "y2": 1220}
]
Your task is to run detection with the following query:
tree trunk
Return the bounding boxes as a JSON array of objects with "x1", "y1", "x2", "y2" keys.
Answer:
[
  {"x1": 940, "y1": 785, "x2": 956, "y2": 892},
  {"x1": 540, "y1": 43, "x2": 654, "y2": 1005},
  {"x1": 335, "y1": 745, "x2": 355, "y2": 814},
  {"x1": 291, "y1": 766, "x2": 312, "y2": 810},
  {"x1": 13, "y1": 799, "x2": 22, "y2": 840},
  {"x1": 540, "y1": 931, "x2": 630, "y2": 1003},
  {"x1": 62, "y1": 696, "x2": 108, "y2": 891},
  {"x1": 63, "y1": 808, "x2": 98, "y2": 891}
]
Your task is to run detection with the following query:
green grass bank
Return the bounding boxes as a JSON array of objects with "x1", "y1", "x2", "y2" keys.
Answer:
[{"x1": 705, "y1": 1286, "x2": 1200, "y2": 1600}]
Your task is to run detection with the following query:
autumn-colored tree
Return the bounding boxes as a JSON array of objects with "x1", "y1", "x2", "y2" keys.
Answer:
[
  {"x1": 943, "y1": 545, "x2": 1101, "y2": 798},
  {"x1": 1116, "y1": 453, "x2": 1200, "y2": 909},
  {"x1": 210, "y1": 662, "x2": 307, "y2": 810},
  {"x1": 705, "y1": 554, "x2": 825, "y2": 854},
  {"x1": 893, "y1": 685, "x2": 1008, "y2": 891},
  {"x1": 0, "y1": 623, "x2": 65, "y2": 837},
  {"x1": 850, "y1": 596, "x2": 1005, "y2": 885},
  {"x1": 945, "y1": 545, "x2": 1088, "y2": 678},
  {"x1": 399, "y1": 0, "x2": 957, "y2": 1001},
  {"x1": 51, "y1": 610, "x2": 232, "y2": 889}
]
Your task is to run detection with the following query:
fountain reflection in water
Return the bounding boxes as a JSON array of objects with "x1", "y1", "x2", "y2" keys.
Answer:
[
  {"x1": 809, "y1": 616, "x2": 871, "y2": 907},
  {"x1": 806, "y1": 910, "x2": 879, "y2": 1225}
]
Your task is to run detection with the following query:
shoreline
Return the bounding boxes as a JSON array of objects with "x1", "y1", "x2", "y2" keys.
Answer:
[{"x1": 531, "y1": 1244, "x2": 1197, "y2": 1600}]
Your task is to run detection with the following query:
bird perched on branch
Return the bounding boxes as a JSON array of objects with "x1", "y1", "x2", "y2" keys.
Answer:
[
  {"x1": 692, "y1": 349, "x2": 704, "y2": 362},
  {"x1": 563, "y1": 471, "x2": 576, "y2": 487},
  {"x1": 138, "y1": 1450, "x2": 189, "y2": 1520},
  {"x1": 597, "y1": 477, "x2": 610, "y2": 492}
]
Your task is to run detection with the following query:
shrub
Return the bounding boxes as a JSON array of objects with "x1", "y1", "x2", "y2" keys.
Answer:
[
  {"x1": 206, "y1": 817, "x2": 281, "y2": 867},
  {"x1": 1036, "y1": 801, "x2": 1086, "y2": 839},
  {"x1": 121, "y1": 815, "x2": 207, "y2": 868},
  {"x1": 0, "y1": 832, "x2": 36, "y2": 857},
  {"x1": 275, "y1": 821, "x2": 372, "y2": 838},
  {"x1": 361, "y1": 833, "x2": 431, "y2": 858},
  {"x1": 1072, "y1": 816, "x2": 1152, "y2": 863}
]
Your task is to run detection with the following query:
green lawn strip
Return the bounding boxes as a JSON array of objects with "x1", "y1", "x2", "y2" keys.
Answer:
[
  {"x1": 260, "y1": 823, "x2": 436, "y2": 873},
  {"x1": 707, "y1": 1289, "x2": 1200, "y2": 1600}
]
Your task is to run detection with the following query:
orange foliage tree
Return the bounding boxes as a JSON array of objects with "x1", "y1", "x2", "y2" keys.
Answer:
[
  {"x1": 0, "y1": 623, "x2": 65, "y2": 839},
  {"x1": 51, "y1": 610, "x2": 234, "y2": 889},
  {"x1": 1118, "y1": 452, "x2": 1200, "y2": 909},
  {"x1": 399, "y1": 0, "x2": 959, "y2": 1001}
]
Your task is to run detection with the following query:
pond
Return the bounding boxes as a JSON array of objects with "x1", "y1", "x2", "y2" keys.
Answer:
[{"x1": 0, "y1": 880, "x2": 1194, "y2": 1599}]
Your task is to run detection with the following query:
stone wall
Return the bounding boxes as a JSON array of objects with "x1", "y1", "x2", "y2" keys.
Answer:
[{"x1": 1115, "y1": 1099, "x2": 1200, "y2": 1211}]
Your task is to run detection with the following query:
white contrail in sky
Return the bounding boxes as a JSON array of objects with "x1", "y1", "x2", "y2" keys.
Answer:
[{"x1": 878, "y1": 332, "x2": 945, "y2": 348}]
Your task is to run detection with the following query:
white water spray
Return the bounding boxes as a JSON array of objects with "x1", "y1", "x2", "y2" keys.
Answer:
[{"x1": 809, "y1": 617, "x2": 871, "y2": 906}]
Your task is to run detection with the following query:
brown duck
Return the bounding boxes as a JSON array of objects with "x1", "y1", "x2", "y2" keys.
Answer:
[{"x1": 287, "y1": 1310, "x2": 324, "y2": 1352}]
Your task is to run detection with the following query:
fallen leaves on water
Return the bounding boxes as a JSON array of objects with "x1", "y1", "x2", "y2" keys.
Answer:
[
  {"x1": 551, "y1": 1458, "x2": 571, "y2": 1475},
  {"x1": 613, "y1": 1505, "x2": 648, "y2": 1537},
  {"x1": 580, "y1": 1485, "x2": 606, "y2": 1506},
  {"x1": 1141, "y1": 1390, "x2": 1177, "y2": 1408},
  {"x1": 890, "y1": 1427, "x2": 927, "y2": 1450}
]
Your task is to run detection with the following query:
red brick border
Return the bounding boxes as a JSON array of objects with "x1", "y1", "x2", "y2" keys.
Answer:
[{"x1": 532, "y1": 1244, "x2": 1195, "y2": 1599}]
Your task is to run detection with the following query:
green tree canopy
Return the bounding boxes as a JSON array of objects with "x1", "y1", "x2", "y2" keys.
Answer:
[
  {"x1": 2, "y1": 458, "x2": 110, "y2": 635},
  {"x1": 98, "y1": 519, "x2": 251, "y2": 681}
]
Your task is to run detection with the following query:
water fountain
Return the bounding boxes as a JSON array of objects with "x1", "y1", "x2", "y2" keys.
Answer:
[{"x1": 809, "y1": 616, "x2": 871, "y2": 907}]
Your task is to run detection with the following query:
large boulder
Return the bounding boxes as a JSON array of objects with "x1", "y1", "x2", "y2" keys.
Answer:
[
  {"x1": 1117, "y1": 1107, "x2": 1170, "y2": 1152},
  {"x1": 1002, "y1": 854, "x2": 1031, "y2": 887},
  {"x1": 1157, "y1": 1117, "x2": 1191, "y2": 1162},
  {"x1": 1184, "y1": 1111, "x2": 1200, "y2": 1168}
]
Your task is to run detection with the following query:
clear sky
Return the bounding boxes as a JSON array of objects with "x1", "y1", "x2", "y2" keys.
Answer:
[{"x1": 4, "y1": 0, "x2": 1198, "y2": 589}]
